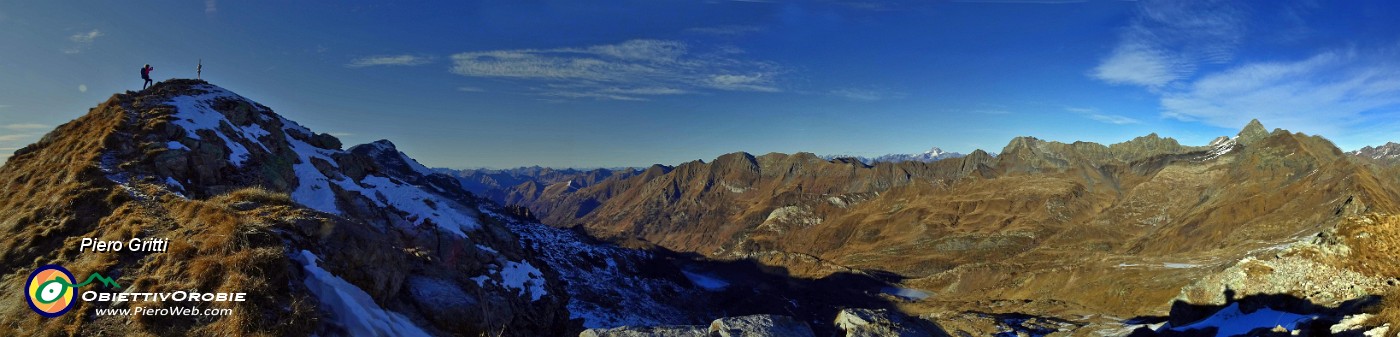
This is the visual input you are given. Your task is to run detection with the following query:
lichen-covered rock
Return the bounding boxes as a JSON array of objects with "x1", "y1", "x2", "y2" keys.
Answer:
[
  {"x1": 709, "y1": 315, "x2": 815, "y2": 337},
  {"x1": 1331, "y1": 314, "x2": 1391, "y2": 336},
  {"x1": 1175, "y1": 238, "x2": 1386, "y2": 310},
  {"x1": 579, "y1": 325, "x2": 707, "y2": 337},
  {"x1": 835, "y1": 308, "x2": 946, "y2": 337}
]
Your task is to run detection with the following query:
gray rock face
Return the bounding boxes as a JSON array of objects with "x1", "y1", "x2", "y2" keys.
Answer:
[
  {"x1": 709, "y1": 315, "x2": 815, "y2": 337},
  {"x1": 579, "y1": 325, "x2": 708, "y2": 337},
  {"x1": 582, "y1": 315, "x2": 815, "y2": 337},
  {"x1": 1349, "y1": 141, "x2": 1400, "y2": 161},
  {"x1": 835, "y1": 308, "x2": 946, "y2": 337},
  {"x1": 1237, "y1": 118, "x2": 1270, "y2": 145}
]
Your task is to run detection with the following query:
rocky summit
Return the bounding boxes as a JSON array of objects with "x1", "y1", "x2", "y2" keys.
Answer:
[
  {"x1": 0, "y1": 80, "x2": 938, "y2": 337},
  {"x1": 3, "y1": 80, "x2": 1400, "y2": 336}
]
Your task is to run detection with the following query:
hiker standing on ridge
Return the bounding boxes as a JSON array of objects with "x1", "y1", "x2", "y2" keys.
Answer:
[{"x1": 141, "y1": 64, "x2": 154, "y2": 89}]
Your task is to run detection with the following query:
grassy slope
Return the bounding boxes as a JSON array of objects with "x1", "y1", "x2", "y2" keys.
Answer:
[{"x1": 0, "y1": 92, "x2": 321, "y2": 336}]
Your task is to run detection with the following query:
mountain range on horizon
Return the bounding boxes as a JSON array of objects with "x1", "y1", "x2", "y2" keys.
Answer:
[
  {"x1": 448, "y1": 123, "x2": 1400, "y2": 179},
  {"x1": 819, "y1": 147, "x2": 969, "y2": 166},
  {"x1": 2, "y1": 80, "x2": 1400, "y2": 336}
]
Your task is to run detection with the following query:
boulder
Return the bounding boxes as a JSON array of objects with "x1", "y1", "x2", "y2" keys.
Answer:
[
  {"x1": 709, "y1": 315, "x2": 815, "y2": 337},
  {"x1": 1331, "y1": 314, "x2": 1391, "y2": 336},
  {"x1": 310, "y1": 132, "x2": 343, "y2": 150},
  {"x1": 405, "y1": 276, "x2": 478, "y2": 328},
  {"x1": 579, "y1": 325, "x2": 707, "y2": 337},
  {"x1": 835, "y1": 308, "x2": 946, "y2": 337}
]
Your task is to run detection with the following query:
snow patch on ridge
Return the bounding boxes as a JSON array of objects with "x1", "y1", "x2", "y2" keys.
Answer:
[
  {"x1": 334, "y1": 174, "x2": 480, "y2": 237},
  {"x1": 1166, "y1": 302, "x2": 1315, "y2": 337},
  {"x1": 399, "y1": 150, "x2": 435, "y2": 177},
  {"x1": 501, "y1": 260, "x2": 548, "y2": 301},
  {"x1": 246, "y1": 104, "x2": 481, "y2": 236},
  {"x1": 165, "y1": 85, "x2": 268, "y2": 166},
  {"x1": 881, "y1": 287, "x2": 930, "y2": 301},
  {"x1": 502, "y1": 210, "x2": 702, "y2": 328},
  {"x1": 680, "y1": 270, "x2": 729, "y2": 291},
  {"x1": 294, "y1": 250, "x2": 432, "y2": 337},
  {"x1": 467, "y1": 259, "x2": 548, "y2": 302},
  {"x1": 1204, "y1": 136, "x2": 1237, "y2": 161},
  {"x1": 287, "y1": 135, "x2": 344, "y2": 214}
]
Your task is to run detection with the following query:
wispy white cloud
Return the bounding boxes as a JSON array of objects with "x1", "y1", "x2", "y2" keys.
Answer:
[
  {"x1": 347, "y1": 55, "x2": 434, "y2": 68},
  {"x1": 829, "y1": 88, "x2": 904, "y2": 101},
  {"x1": 1091, "y1": 2, "x2": 1400, "y2": 143},
  {"x1": 602, "y1": 87, "x2": 688, "y2": 95},
  {"x1": 1090, "y1": 1, "x2": 1244, "y2": 88},
  {"x1": 0, "y1": 145, "x2": 11, "y2": 161},
  {"x1": 952, "y1": 0, "x2": 1087, "y2": 4},
  {"x1": 685, "y1": 25, "x2": 764, "y2": 36},
  {"x1": 205, "y1": 0, "x2": 218, "y2": 14},
  {"x1": 542, "y1": 91, "x2": 647, "y2": 101},
  {"x1": 539, "y1": 86, "x2": 688, "y2": 101},
  {"x1": 64, "y1": 29, "x2": 102, "y2": 54},
  {"x1": 1067, "y1": 107, "x2": 1141, "y2": 125},
  {"x1": 1160, "y1": 49, "x2": 1400, "y2": 136},
  {"x1": 456, "y1": 86, "x2": 484, "y2": 92},
  {"x1": 69, "y1": 29, "x2": 101, "y2": 44},
  {"x1": 0, "y1": 134, "x2": 36, "y2": 142},
  {"x1": 707, "y1": 74, "x2": 779, "y2": 92},
  {"x1": 78, "y1": 84, "x2": 87, "y2": 93},
  {"x1": 450, "y1": 39, "x2": 782, "y2": 100},
  {"x1": 1, "y1": 123, "x2": 48, "y2": 130},
  {"x1": 1090, "y1": 114, "x2": 1141, "y2": 125},
  {"x1": 1092, "y1": 42, "x2": 1191, "y2": 88}
]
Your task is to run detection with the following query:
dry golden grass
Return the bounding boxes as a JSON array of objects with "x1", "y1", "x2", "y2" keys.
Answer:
[
  {"x1": 1372, "y1": 287, "x2": 1400, "y2": 326},
  {"x1": 220, "y1": 186, "x2": 294, "y2": 206},
  {"x1": 131, "y1": 187, "x2": 318, "y2": 336},
  {"x1": 1332, "y1": 214, "x2": 1400, "y2": 326},
  {"x1": 1337, "y1": 214, "x2": 1400, "y2": 277},
  {"x1": 0, "y1": 183, "x2": 321, "y2": 337},
  {"x1": 0, "y1": 128, "x2": 321, "y2": 336}
]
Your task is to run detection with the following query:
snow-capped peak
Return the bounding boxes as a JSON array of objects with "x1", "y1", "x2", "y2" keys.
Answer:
[
  {"x1": 1203, "y1": 136, "x2": 1238, "y2": 161},
  {"x1": 822, "y1": 146, "x2": 965, "y2": 164}
]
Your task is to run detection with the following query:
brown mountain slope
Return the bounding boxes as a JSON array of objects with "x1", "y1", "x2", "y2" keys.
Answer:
[
  {"x1": 501, "y1": 120, "x2": 1400, "y2": 321},
  {"x1": 0, "y1": 81, "x2": 574, "y2": 336}
]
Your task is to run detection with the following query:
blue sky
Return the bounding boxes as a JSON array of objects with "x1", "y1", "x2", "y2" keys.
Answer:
[{"x1": 3, "y1": 1, "x2": 1400, "y2": 168}]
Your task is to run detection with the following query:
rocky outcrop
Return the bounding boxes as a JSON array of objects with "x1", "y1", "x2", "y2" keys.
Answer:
[
  {"x1": 1237, "y1": 118, "x2": 1270, "y2": 145},
  {"x1": 709, "y1": 315, "x2": 815, "y2": 337},
  {"x1": 834, "y1": 308, "x2": 947, "y2": 337},
  {"x1": 579, "y1": 325, "x2": 707, "y2": 337},
  {"x1": 1175, "y1": 238, "x2": 1387, "y2": 310},
  {"x1": 1330, "y1": 314, "x2": 1391, "y2": 336},
  {"x1": 580, "y1": 315, "x2": 816, "y2": 337}
]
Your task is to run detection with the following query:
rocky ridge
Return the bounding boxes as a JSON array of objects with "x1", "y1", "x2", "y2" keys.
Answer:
[
  {"x1": 449, "y1": 116, "x2": 1400, "y2": 334},
  {"x1": 1350, "y1": 142, "x2": 1400, "y2": 162},
  {"x1": 0, "y1": 80, "x2": 937, "y2": 336}
]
